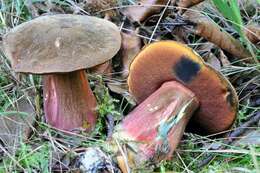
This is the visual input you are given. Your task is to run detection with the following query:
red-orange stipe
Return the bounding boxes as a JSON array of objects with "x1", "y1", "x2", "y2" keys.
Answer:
[
  {"x1": 113, "y1": 81, "x2": 199, "y2": 168},
  {"x1": 43, "y1": 70, "x2": 97, "y2": 132}
]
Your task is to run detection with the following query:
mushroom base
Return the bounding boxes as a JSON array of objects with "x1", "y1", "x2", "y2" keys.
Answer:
[
  {"x1": 43, "y1": 70, "x2": 97, "y2": 132},
  {"x1": 112, "y1": 81, "x2": 199, "y2": 170}
]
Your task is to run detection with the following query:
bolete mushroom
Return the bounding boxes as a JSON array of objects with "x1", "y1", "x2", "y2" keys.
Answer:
[
  {"x1": 111, "y1": 41, "x2": 238, "y2": 170},
  {"x1": 3, "y1": 14, "x2": 121, "y2": 132},
  {"x1": 128, "y1": 41, "x2": 238, "y2": 134}
]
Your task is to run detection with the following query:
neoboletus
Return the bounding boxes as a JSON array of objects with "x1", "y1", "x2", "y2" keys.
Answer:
[
  {"x1": 128, "y1": 41, "x2": 238, "y2": 134},
  {"x1": 112, "y1": 41, "x2": 238, "y2": 170},
  {"x1": 3, "y1": 14, "x2": 121, "y2": 132}
]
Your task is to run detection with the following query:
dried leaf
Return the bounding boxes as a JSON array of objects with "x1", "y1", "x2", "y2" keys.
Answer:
[
  {"x1": 84, "y1": 0, "x2": 118, "y2": 17},
  {"x1": 177, "y1": 0, "x2": 205, "y2": 13},
  {"x1": 89, "y1": 61, "x2": 113, "y2": 76},
  {"x1": 0, "y1": 97, "x2": 36, "y2": 154},
  {"x1": 245, "y1": 24, "x2": 260, "y2": 45},
  {"x1": 84, "y1": 0, "x2": 117, "y2": 13},
  {"x1": 196, "y1": 42, "x2": 215, "y2": 57},
  {"x1": 171, "y1": 26, "x2": 189, "y2": 43},
  {"x1": 183, "y1": 10, "x2": 253, "y2": 62},
  {"x1": 219, "y1": 50, "x2": 231, "y2": 67},
  {"x1": 122, "y1": 0, "x2": 168, "y2": 22},
  {"x1": 121, "y1": 29, "x2": 142, "y2": 78},
  {"x1": 205, "y1": 53, "x2": 221, "y2": 71}
]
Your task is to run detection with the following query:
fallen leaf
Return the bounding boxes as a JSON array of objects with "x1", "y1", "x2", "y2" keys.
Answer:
[
  {"x1": 235, "y1": 130, "x2": 260, "y2": 145},
  {"x1": 0, "y1": 97, "x2": 36, "y2": 154},
  {"x1": 245, "y1": 24, "x2": 260, "y2": 46},
  {"x1": 205, "y1": 53, "x2": 221, "y2": 71},
  {"x1": 122, "y1": 0, "x2": 168, "y2": 22},
  {"x1": 121, "y1": 28, "x2": 142, "y2": 78}
]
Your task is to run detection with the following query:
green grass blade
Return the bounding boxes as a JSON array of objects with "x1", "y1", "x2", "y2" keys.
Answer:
[{"x1": 212, "y1": 0, "x2": 243, "y2": 38}]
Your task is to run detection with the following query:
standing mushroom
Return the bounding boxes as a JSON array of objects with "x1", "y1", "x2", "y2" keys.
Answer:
[
  {"x1": 3, "y1": 14, "x2": 121, "y2": 132},
  {"x1": 111, "y1": 41, "x2": 238, "y2": 171}
]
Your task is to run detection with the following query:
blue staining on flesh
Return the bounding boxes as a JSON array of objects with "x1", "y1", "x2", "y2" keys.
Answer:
[{"x1": 174, "y1": 56, "x2": 200, "y2": 83}]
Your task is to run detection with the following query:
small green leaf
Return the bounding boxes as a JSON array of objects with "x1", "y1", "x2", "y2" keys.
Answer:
[{"x1": 0, "y1": 111, "x2": 29, "y2": 117}]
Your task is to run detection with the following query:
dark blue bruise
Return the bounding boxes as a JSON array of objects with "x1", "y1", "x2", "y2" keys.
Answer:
[{"x1": 174, "y1": 56, "x2": 201, "y2": 83}]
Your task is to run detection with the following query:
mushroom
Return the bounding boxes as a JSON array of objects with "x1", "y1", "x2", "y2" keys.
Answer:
[
  {"x1": 128, "y1": 41, "x2": 238, "y2": 134},
  {"x1": 3, "y1": 14, "x2": 121, "y2": 132},
  {"x1": 112, "y1": 41, "x2": 238, "y2": 170}
]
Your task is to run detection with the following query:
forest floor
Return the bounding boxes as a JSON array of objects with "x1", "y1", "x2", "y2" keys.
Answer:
[{"x1": 0, "y1": 0, "x2": 259, "y2": 172}]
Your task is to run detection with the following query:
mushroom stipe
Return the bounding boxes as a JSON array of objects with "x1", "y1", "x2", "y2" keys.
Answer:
[
  {"x1": 113, "y1": 81, "x2": 199, "y2": 169},
  {"x1": 109, "y1": 41, "x2": 239, "y2": 171}
]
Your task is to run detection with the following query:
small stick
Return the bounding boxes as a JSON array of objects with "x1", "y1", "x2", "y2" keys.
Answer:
[
  {"x1": 228, "y1": 112, "x2": 260, "y2": 143},
  {"x1": 106, "y1": 114, "x2": 115, "y2": 140}
]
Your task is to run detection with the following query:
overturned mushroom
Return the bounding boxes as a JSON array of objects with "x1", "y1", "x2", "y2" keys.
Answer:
[
  {"x1": 111, "y1": 41, "x2": 238, "y2": 170},
  {"x1": 3, "y1": 14, "x2": 121, "y2": 132},
  {"x1": 128, "y1": 41, "x2": 238, "y2": 134}
]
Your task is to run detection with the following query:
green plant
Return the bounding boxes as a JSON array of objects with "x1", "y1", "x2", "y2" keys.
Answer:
[
  {"x1": 92, "y1": 76, "x2": 121, "y2": 138},
  {"x1": 212, "y1": 0, "x2": 258, "y2": 62},
  {"x1": 0, "y1": 142, "x2": 51, "y2": 172}
]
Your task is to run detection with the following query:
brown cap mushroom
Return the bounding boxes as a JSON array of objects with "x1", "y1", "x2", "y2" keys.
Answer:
[
  {"x1": 109, "y1": 41, "x2": 238, "y2": 171},
  {"x1": 3, "y1": 14, "x2": 121, "y2": 132},
  {"x1": 127, "y1": 41, "x2": 238, "y2": 134}
]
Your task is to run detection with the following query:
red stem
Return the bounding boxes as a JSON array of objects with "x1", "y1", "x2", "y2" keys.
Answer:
[
  {"x1": 43, "y1": 70, "x2": 97, "y2": 132},
  {"x1": 113, "y1": 81, "x2": 199, "y2": 167}
]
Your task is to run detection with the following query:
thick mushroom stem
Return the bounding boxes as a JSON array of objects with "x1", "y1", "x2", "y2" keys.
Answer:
[
  {"x1": 113, "y1": 81, "x2": 199, "y2": 169},
  {"x1": 43, "y1": 70, "x2": 97, "y2": 132}
]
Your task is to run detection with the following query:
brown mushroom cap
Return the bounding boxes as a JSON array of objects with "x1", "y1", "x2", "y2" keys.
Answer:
[
  {"x1": 3, "y1": 14, "x2": 121, "y2": 74},
  {"x1": 128, "y1": 41, "x2": 238, "y2": 134}
]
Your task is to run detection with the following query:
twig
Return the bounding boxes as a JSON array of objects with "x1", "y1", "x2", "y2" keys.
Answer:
[
  {"x1": 149, "y1": 0, "x2": 171, "y2": 43},
  {"x1": 106, "y1": 114, "x2": 115, "y2": 140},
  {"x1": 115, "y1": 139, "x2": 131, "y2": 173}
]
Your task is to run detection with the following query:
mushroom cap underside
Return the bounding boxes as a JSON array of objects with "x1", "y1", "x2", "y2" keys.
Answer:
[
  {"x1": 128, "y1": 41, "x2": 238, "y2": 134},
  {"x1": 3, "y1": 14, "x2": 121, "y2": 74}
]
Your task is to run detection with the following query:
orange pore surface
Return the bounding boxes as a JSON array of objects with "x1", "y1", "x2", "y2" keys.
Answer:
[{"x1": 128, "y1": 41, "x2": 238, "y2": 134}]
